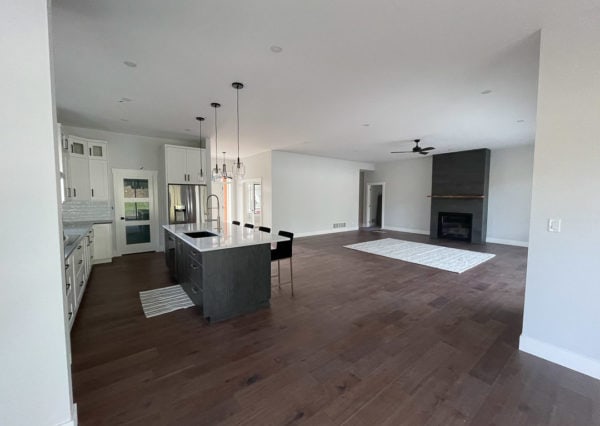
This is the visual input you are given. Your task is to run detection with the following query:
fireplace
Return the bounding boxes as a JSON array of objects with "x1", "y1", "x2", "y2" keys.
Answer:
[{"x1": 438, "y1": 212, "x2": 473, "y2": 242}]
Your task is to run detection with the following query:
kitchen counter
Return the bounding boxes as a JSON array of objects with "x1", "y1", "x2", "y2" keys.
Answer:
[{"x1": 162, "y1": 223, "x2": 288, "y2": 252}]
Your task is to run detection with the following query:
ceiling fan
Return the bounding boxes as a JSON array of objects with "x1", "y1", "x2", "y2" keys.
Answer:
[{"x1": 391, "y1": 139, "x2": 435, "y2": 155}]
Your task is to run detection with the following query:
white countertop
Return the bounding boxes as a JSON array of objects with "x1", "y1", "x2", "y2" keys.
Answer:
[{"x1": 163, "y1": 223, "x2": 289, "y2": 252}]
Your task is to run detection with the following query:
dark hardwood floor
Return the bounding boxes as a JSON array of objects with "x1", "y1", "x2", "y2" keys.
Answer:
[{"x1": 71, "y1": 230, "x2": 600, "y2": 425}]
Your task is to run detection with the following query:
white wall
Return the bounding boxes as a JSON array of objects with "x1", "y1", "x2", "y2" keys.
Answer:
[
  {"x1": 365, "y1": 157, "x2": 432, "y2": 234},
  {"x1": 0, "y1": 1, "x2": 74, "y2": 424},
  {"x1": 272, "y1": 151, "x2": 374, "y2": 236},
  {"x1": 520, "y1": 14, "x2": 600, "y2": 379},
  {"x1": 61, "y1": 125, "x2": 199, "y2": 251},
  {"x1": 487, "y1": 145, "x2": 534, "y2": 246},
  {"x1": 235, "y1": 151, "x2": 272, "y2": 227}
]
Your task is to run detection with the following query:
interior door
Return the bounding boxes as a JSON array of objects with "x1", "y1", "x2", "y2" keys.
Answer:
[{"x1": 114, "y1": 170, "x2": 158, "y2": 255}]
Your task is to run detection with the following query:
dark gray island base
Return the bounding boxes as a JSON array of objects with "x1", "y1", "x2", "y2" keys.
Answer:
[{"x1": 164, "y1": 225, "x2": 281, "y2": 323}]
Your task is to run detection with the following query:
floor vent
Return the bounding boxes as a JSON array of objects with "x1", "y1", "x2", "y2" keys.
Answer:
[{"x1": 333, "y1": 222, "x2": 347, "y2": 229}]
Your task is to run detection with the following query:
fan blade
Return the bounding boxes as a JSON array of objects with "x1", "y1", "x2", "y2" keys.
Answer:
[
  {"x1": 421, "y1": 147, "x2": 435, "y2": 151},
  {"x1": 390, "y1": 151, "x2": 414, "y2": 154},
  {"x1": 418, "y1": 151, "x2": 429, "y2": 155}
]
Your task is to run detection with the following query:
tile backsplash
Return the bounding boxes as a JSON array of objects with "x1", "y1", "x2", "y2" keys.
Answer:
[{"x1": 62, "y1": 200, "x2": 113, "y2": 222}]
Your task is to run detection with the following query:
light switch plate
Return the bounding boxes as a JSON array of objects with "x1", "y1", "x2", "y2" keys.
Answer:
[{"x1": 548, "y1": 218, "x2": 561, "y2": 232}]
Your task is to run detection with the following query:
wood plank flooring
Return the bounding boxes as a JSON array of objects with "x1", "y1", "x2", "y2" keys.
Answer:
[{"x1": 71, "y1": 230, "x2": 600, "y2": 425}]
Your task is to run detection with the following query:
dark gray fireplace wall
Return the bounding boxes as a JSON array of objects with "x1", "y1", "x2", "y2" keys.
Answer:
[{"x1": 429, "y1": 149, "x2": 490, "y2": 243}]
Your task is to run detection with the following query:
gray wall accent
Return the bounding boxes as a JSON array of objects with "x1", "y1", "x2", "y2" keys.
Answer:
[{"x1": 430, "y1": 149, "x2": 491, "y2": 244}]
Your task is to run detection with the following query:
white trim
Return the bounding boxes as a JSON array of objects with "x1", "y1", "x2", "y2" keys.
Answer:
[
  {"x1": 366, "y1": 182, "x2": 385, "y2": 228},
  {"x1": 295, "y1": 227, "x2": 359, "y2": 238},
  {"x1": 519, "y1": 335, "x2": 600, "y2": 380},
  {"x1": 486, "y1": 237, "x2": 529, "y2": 247},
  {"x1": 384, "y1": 226, "x2": 430, "y2": 235},
  {"x1": 56, "y1": 404, "x2": 77, "y2": 426}
]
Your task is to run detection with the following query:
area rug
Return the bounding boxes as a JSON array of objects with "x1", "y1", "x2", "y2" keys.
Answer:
[
  {"x1": 344, "y1": 238, "x2": 495, "y2": 273},
  {"x1": 139, "y1": 285, "x2": 194, "y2": 318}
]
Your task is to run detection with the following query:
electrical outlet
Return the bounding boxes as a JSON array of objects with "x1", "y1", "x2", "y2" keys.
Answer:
[{"x1": 548, "y1": 218, "x2": 561, "y2": 232}]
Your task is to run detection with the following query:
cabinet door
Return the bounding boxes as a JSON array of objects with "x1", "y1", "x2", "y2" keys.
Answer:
[
  {"x1": 92, "y1": 224, "x2": 113, "y2": 264},
  {"x1": 166, "y1": 146, "x2": 187, "y2": 184},
  {"x1": 89, "y1": 159, "x2": 109, "y2": 200},
  {"x1": 69, "y1": 156, "x2": 91, "y2": 200},
  {"x1": 186, "y1": 148, "x2": 204, "y2": 183},
  {"x1": 88, "y1": 141, "x2": 107, "y2": 160},
  {"x1": 68, "y1": 137, "x2": 87, "y2": 158}
]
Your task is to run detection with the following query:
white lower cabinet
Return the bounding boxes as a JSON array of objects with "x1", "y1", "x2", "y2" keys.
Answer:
[{"x1": 92, "y1": 224, "x2": 113, "y2": 264}]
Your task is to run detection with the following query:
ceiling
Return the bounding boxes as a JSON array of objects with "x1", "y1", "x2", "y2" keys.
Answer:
[{"x1": 52, "y1": 0, "x2": 551, "y2": 162}]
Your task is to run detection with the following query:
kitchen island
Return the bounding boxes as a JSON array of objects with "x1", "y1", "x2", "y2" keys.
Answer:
[{"x1": 163, "y1": 223, "x2": 288, "y2": 323}]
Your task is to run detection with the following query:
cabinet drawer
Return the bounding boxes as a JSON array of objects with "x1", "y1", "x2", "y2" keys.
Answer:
[
  {"x1": 75, "y1": 266, "x2": 86, "y2": 303},
  {"x1": 188, "y1": 248, "x2": 202, "y2": 263},
  {"x1": 73, "y1": 241, "x2": 85, "y2": 275},
  {"x1": 189, "y1": 258, "x2": 203, "y2": 288}
]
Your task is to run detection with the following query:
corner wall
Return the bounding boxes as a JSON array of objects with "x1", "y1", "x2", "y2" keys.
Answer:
[
  {"x1": 487, "y1": 145, "x2": 534, "y2": 246},
  {"x1": 272, "y1": 151, "x2": 374, "y2": 236},
  {"x1": 0, "y1": 0, "x2": 74, "y2": 424},
  {"x1": 520, "y1": 13, "x2": 600, "y2": 379}
]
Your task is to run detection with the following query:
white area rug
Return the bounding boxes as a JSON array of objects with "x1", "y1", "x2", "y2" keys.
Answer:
[
  {"x1": 139, "y1": 284, "x2": 194, "y2": 318},
  {"x1": 344, "y1": 238, "x2": 495, "y2": 273}
]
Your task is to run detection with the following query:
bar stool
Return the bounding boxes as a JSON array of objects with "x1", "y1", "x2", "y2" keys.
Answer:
[
  {"x1": 232, "y1": 220, "x2": 240, "y2": 225},
  {"x1": 244, "y1": 223, "x2": 254, "y2": 229},
  {"x1": 258, "y1": 226, "x2": 271, "y2": 233},
  {"x1": 271, "y1": 230, "x2": 294, "y2": 296}
]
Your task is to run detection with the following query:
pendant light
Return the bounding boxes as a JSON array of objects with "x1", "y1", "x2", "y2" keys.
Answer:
[
  {"x1": 222, "y1": 152, "x2": 232, "y2": 180},
  {"x1": 195, "y1": 116, "x2": 205, "y2": 179},
  {"x1": 210, "y1": 102, "x2": 222, "y2": 182},
  {"x1": 232, "y1": 82, "x2": 246, "y2": 179}
]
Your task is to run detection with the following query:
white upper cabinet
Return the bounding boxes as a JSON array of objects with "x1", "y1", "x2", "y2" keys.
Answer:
[
  {"x1": 165, "y1": 145, "x2": 205, "y2": 184},
  {"x1": 166, "y1": 146, "x2": 187, "y2": 184},
  {"x1": 68, "y1": 136, "x2": 107, "y2": 160},
  {"x1": 186, "y1": 148, "x2": 204, "y2": 183},
  {"x1": 65, "y1": 135, "x2": 109, "y2": 201},
  {"x1": 69, "y1": 156, "x2": 91, "y2": 200},
  {"x1": 89, "y1": 159, "x2": 109, "y2": 200}
]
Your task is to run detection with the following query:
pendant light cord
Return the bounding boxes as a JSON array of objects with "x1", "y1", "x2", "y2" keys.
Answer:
[
  {"x1": 236, "y1": 87, "x2": 240, "y2": 167},
  {"x1": 214, "y1": 105, "x2": 218, "y2": 171}
]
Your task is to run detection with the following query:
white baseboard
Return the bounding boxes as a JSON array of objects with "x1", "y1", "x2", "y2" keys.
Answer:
[
  {"x1": 295, "y1": 227, "x2": 359, "y2": 238},
  {"x1": 383, "y1": 226, "x2": 430, "y2": 235},
  {"x1": 519, "y1": 335, "x2": 600, "y2": 380},
  {"x1": 57, "y1": 403, "x2": 77, "y2": 426},
  {"x1": 486, "y1": 237, "x2": 528, "y2": 247}
]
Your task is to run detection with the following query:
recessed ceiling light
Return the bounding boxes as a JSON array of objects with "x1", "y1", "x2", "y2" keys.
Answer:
[
  {"x1": 123, "y1": 60, "x2": 137, "y2": 68},
  {"x1": 120, "y1": 118, "x2": 129, "y2": 122},
  {"x1": 119, "y1": 97, "x2": 132, "y2": 103},
  {"x1": 185, "y1": 129, "x2": 191, "y2": 132},
  {"x1": 270, "y1": 45, "x2": 283, "y2": 53},
  {"x1": 516, "y1": 119, "x2": 525, "y2": 123},
  {"x1": 362, "y1": 123, "x2": 370, "y2": 127},
  {"x1": 480, "y1": 89, "x2": 492, "y2": 95}
]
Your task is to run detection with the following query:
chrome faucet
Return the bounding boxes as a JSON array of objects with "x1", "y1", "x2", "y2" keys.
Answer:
[{"x1": 206, "y1": 194, "x2": 221, "y2": 232}]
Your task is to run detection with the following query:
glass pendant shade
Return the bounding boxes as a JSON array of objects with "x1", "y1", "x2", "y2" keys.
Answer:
[{"x1": 233, "y1": 159, "x2": 246, "y2": 178}]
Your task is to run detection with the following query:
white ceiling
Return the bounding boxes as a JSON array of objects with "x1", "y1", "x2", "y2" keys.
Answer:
[{"x1": 52, "y1": 0, "x2": 549, "y2": 162}]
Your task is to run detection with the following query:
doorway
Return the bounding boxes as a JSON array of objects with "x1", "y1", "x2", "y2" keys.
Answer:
[
  {"x1": 366, "y1": 183, "x2": 385, "y2": 229},
  {"x1": 113, "y1": 169, "x2": 159, "y2": 255},
  {"x1": 238, "y1": 178, "x2": 262, "y2": 226}
]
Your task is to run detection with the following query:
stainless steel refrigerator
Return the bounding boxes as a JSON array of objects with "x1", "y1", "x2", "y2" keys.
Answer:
[{"x1": 168, "y1": 184, "x2": 207, "y2": 224}]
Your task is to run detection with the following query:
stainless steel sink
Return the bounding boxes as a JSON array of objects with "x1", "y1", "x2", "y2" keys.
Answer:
[{"x1": 184, "y1": 231, "x2": 218, "y2": 239}]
